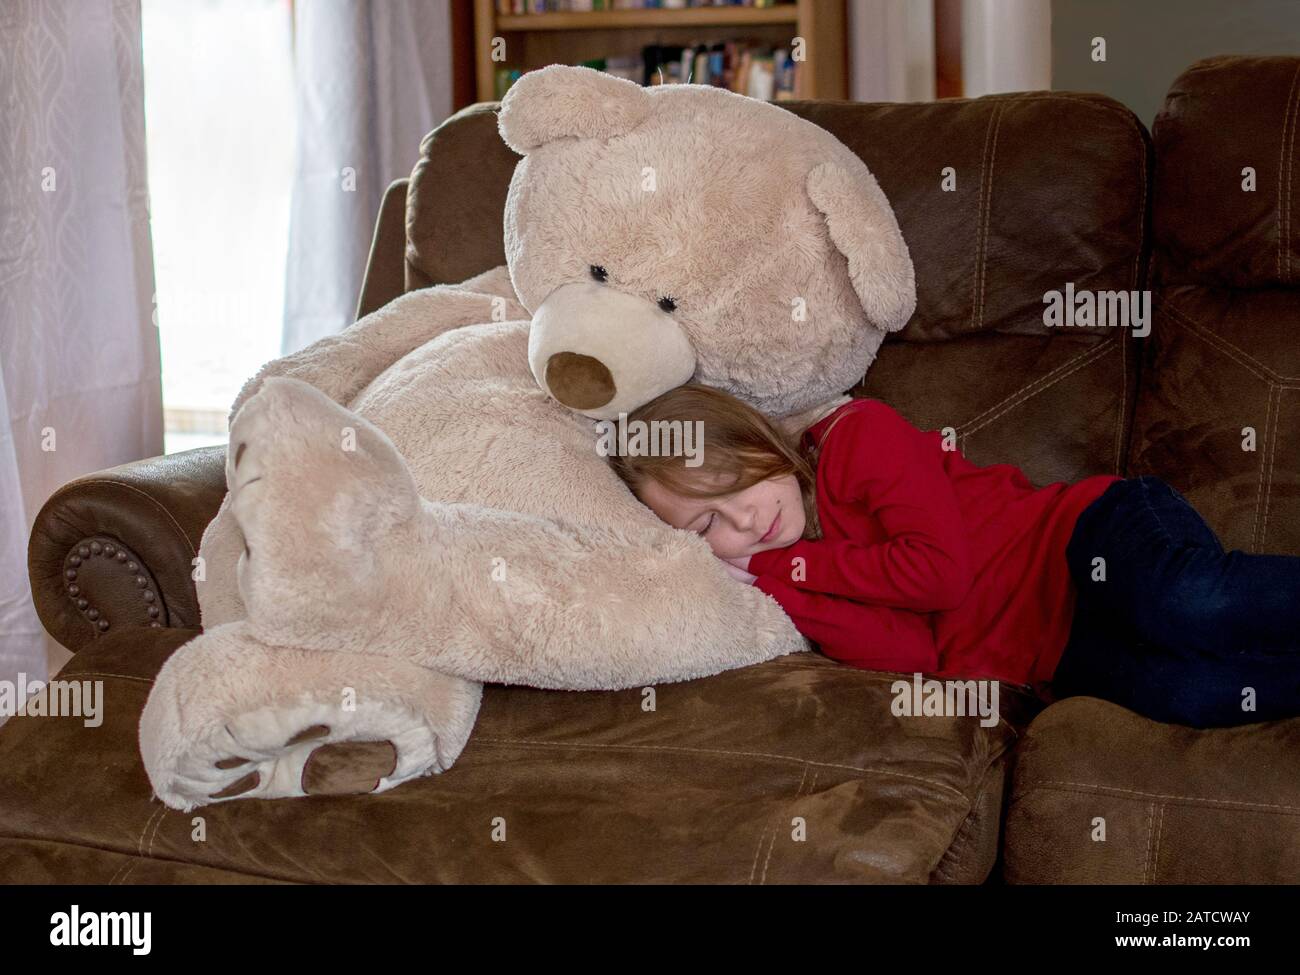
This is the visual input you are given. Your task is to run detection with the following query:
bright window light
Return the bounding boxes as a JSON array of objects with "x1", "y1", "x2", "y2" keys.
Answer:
[{"x1": 141, "y1": 0, "x2": 296, "y2": 453}]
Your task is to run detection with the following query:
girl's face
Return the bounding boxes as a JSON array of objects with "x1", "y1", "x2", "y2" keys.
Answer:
[{"x1": 636, "y1": 471, "x2": 807, "y2": 560}]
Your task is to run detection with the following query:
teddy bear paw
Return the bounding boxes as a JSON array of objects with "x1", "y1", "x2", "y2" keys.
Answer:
[
  {"x1": 140, "y1": 622, "x2": 483, "y2": 812},
  {"x1": 185, "y1": 700, "x2": 444, "y2": 807}
]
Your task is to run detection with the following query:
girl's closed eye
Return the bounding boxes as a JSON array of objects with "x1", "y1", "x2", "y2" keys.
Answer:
[{"x1": 604, "y1": 383, "x2": 820, "y2": 564}]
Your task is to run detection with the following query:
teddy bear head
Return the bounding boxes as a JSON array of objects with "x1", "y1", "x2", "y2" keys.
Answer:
[{"x1": 497, "y1": 64, "x2": 915, "y2": 421}]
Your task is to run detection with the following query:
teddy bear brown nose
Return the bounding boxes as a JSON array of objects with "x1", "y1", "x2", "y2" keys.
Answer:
[{"x1": 545, "y1": 351, "x2": 616, "y2": 410}]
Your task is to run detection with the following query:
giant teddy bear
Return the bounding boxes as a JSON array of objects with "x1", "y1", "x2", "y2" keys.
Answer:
[{"x1": 138, "y1": 64, "x2": 916, "y2": 811}]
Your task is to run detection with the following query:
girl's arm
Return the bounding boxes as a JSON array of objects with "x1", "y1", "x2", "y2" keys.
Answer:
[
  {"x1": 748, "y1": 400, "x2": 973, "y2": 612},
  {"x1": 754, "y1": 574, "x2": 940, "y2": 674}
]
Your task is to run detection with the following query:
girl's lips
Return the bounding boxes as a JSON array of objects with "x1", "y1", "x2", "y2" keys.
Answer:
[{"x1": 760, "y1": 510, "x2": 781, "y2": 543}]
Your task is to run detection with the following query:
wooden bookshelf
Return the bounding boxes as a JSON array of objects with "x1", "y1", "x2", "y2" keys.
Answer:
[{"x1": 473, "y1": 1, "x2": 846, "y2": 102}]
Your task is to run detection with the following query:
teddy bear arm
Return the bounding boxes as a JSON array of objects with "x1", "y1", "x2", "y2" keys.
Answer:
[{"x1": 227, "y1": 267, "x2": 526, "y2": 426}]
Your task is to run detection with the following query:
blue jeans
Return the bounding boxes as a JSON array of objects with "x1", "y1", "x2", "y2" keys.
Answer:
[{"x1": 1052, "y1": 475, "x2": 1300, "y2": 727}]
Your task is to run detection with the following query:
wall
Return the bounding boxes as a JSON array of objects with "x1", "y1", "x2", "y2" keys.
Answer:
[
  {"x1": 1052, "y1": 0, "x2": 1300, "y2": 127},
  {"x1": 849, "y1": 0, "x2": 936, "y2": 102},
  {"x1": 963, "y1": 0, "x2": 1052, "y2": 97}
]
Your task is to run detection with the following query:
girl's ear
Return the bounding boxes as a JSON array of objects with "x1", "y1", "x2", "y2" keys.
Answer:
[{"x1": 498, "y1": 64, "x2": 653, "y2": 155}]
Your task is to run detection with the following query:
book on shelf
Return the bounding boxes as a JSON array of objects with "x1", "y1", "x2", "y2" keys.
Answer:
[
  {"x1": 495, "y1": 42, "x2": 797, "y2": 100},
  {"x1": 495, "y1": 1, "x2": 787, "y2": 15}
]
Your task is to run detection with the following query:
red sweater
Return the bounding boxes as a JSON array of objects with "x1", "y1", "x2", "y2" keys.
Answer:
[{"x1": 749, "y1": 398, "x2": 1120, "y2": 690}]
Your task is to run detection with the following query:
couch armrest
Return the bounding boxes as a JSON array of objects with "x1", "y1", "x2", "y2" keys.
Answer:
[
  {"x1": 27, "y1": 445, "x2": 228, "y2": 655},
  {"x1": 355, "y1": 178, "x2": 410, "y2": 320}
]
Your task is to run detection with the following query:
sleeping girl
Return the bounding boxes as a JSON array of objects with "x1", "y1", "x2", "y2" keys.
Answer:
[{"x1": 607, "y1": 382, "x2": 1300, "y2": 729}]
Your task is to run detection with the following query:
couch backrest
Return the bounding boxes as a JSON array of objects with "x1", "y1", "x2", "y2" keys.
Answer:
[
  {"x1": 394, "y1": 88, "x2": 1151, "y2": 490},
  {"x1": 1128, "y1": 55, "x2": 1300, "y2": 555},
  {"x1": 1152, "y1": 55, "x2": 1300, "y2": 290},
  {"x1": 405, "y1": 102, "x2": 518, "y2": 293}
]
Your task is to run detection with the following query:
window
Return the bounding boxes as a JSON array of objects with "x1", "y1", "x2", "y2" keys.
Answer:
[{"x1": 141, "y1": 0, "x2": 297, "y2": 453}]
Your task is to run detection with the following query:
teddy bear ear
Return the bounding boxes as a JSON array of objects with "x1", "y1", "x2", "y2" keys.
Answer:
[
  {"x1": 497, "y1": 64, "x2": 653, "y2": 155},
  {"x1": 805, "y1": 161, "x2": 917, "y2": 333}
]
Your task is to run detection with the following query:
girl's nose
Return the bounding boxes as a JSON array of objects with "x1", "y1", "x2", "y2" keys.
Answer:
[{"x1": 730, "y1": 504, "x2": 757, "y2": 534}]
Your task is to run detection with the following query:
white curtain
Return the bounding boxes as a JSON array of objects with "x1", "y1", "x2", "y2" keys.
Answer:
[
  {"x1": 0, "y1": 0, "x2": 162, "y2": 685},
  {"x1": 962, "y1": 0, "x2": 1052, "y2": 97},
  {"x1": 849, "y1": 0, "x2": 937, "y2": 102},
  {"x1": 282, "y1": 0, "x2": 453, "y2": 354}
]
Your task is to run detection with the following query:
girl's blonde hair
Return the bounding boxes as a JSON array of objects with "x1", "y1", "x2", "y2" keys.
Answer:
[{"x1": 606, "y1": 382, "x2": 824, "y2": 541}]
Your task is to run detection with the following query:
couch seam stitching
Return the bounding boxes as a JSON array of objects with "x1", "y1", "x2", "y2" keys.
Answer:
[
  {"x1": 147, "y1": 808, "x2": 167, "y2": 858},
  {"x1": 116, "y1": 808, "x2": 171, "y2": 884},
  {"x1": 991, "y1": 92, "x2": 1144, "y2": 124},
  {"x1": 1261, "y1": 386, "x2": 1289, "y2": 550},
  {"x1": 1256, "y1": 384, "x2": 1281, "y2": 552},
  {"x1": 1020, "y1": 780, "x2": 1300, "y2": 812},
  {"x1": 1128, "y1": 107, "x2": 1147, "y2": 289},
  {"x1": 978, "y1": 103, "x2": 1005, "y2": 333},
  {"x1": 110, "y1": 805, "x2": 163, "y2": 885},
  {"x1": 959, "y1": 338, "x2": 1114, "y2": 437},
  {"x1": 935, "y1": 763, "x2": 994, "y2": 881},
  {"x1": 968, "y1": 103, "x2": 999, "y2": 333},
  {"x1": 1278, "y1": 63, "x2": 1300, "y2": 282},
  {"x1": 962, "y1": 93, "x2": 1145, "y2": 327},
  {"x1": 764, "y1": 763, "x2": 811, "y2": 885},
  {"x1": 1163, "y1": 300, "x2": 1300, "y2": 383},
  {"x1": 1143, "y1": 801, "x2": 1154, "y2": 883},
  {"x1": 957, "y1": 339, "x2": 1110, "y2": 431},
  {"x1": 752, "y1": 762, "x2": 808, "y2": 885},
  {"x1": 1152, "y1": 802, "x2": 1165, "y2": 883},
  {"x1": 1121, "y1": 102, "x2": 1146, "y2": 476},
  {"x1": 473, "y1": 737, "x2": 968, "y2": 799},
  {"x1": 0, "y1": 835, "x2": 300, "y2": 885}
]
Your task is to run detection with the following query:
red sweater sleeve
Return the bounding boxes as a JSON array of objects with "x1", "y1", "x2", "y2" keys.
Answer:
[
  {"x1": 748, "y1": 401, "x2": 973, "y2": 612},
  {"x1": 753, "y1": 574, "x2": 940, "y2": 673}
]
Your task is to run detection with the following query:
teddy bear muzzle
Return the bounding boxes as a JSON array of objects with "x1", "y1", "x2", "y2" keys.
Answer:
[{"x1": 527, "y1": 280, "x2": 696, "y2": 419}]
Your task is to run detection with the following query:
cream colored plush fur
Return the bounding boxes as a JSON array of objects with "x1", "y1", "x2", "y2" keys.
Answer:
[{"x1": 138, "y1": 65, "x2": 915, "y2": 811}]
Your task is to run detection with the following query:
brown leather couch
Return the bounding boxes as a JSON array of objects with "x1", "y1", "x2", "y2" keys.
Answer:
[{"x1": 3, "y1": 54, "x2": 1297, "y2": 884}]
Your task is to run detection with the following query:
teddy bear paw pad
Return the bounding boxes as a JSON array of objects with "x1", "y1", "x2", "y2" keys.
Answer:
[
  {"x1": 301, "y1": 739, "x2": 399, "y2": 796},
  {"x1": 206, "y1": 724, "x2": 398, "y2": 800}
]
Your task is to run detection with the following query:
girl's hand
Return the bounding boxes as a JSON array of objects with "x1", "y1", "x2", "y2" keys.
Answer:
[{"x1": 720, "y1": 556, "x2": 757, "y2": 585}]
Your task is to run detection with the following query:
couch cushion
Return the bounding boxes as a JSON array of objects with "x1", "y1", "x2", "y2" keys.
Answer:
[
  {"x1": 0, "y1": 628, "x2": 1039, "y2": 884},
  {"x1": 1152, "y1": 55, "x2": 1300, "y2": 289},
  {"x1": 789, "y1": 92, "x2": 1149, "y2": 342},
  {"x1": 1004, "y1": 697, "x2": 1300, "y2": 883},
  {"x1": 1126, "y1": 284, "x2": 1300, "y2": 555}
]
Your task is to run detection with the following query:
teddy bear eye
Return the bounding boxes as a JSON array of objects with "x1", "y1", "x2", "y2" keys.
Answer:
[
  {"x1": 589, "y1": 265, "x2": 608, "y2": 283},
  {"x1": 658, "y1": 295, "x2": 677, "y2": 313}
]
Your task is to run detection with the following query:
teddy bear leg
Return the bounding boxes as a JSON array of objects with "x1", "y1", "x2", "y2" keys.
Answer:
[
  {"x1": 139, "y1": 619, "x2": 483, "y2": 811},
  {"x1": 223, "y1": 375, "x2": 427, "y2": 649}
]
